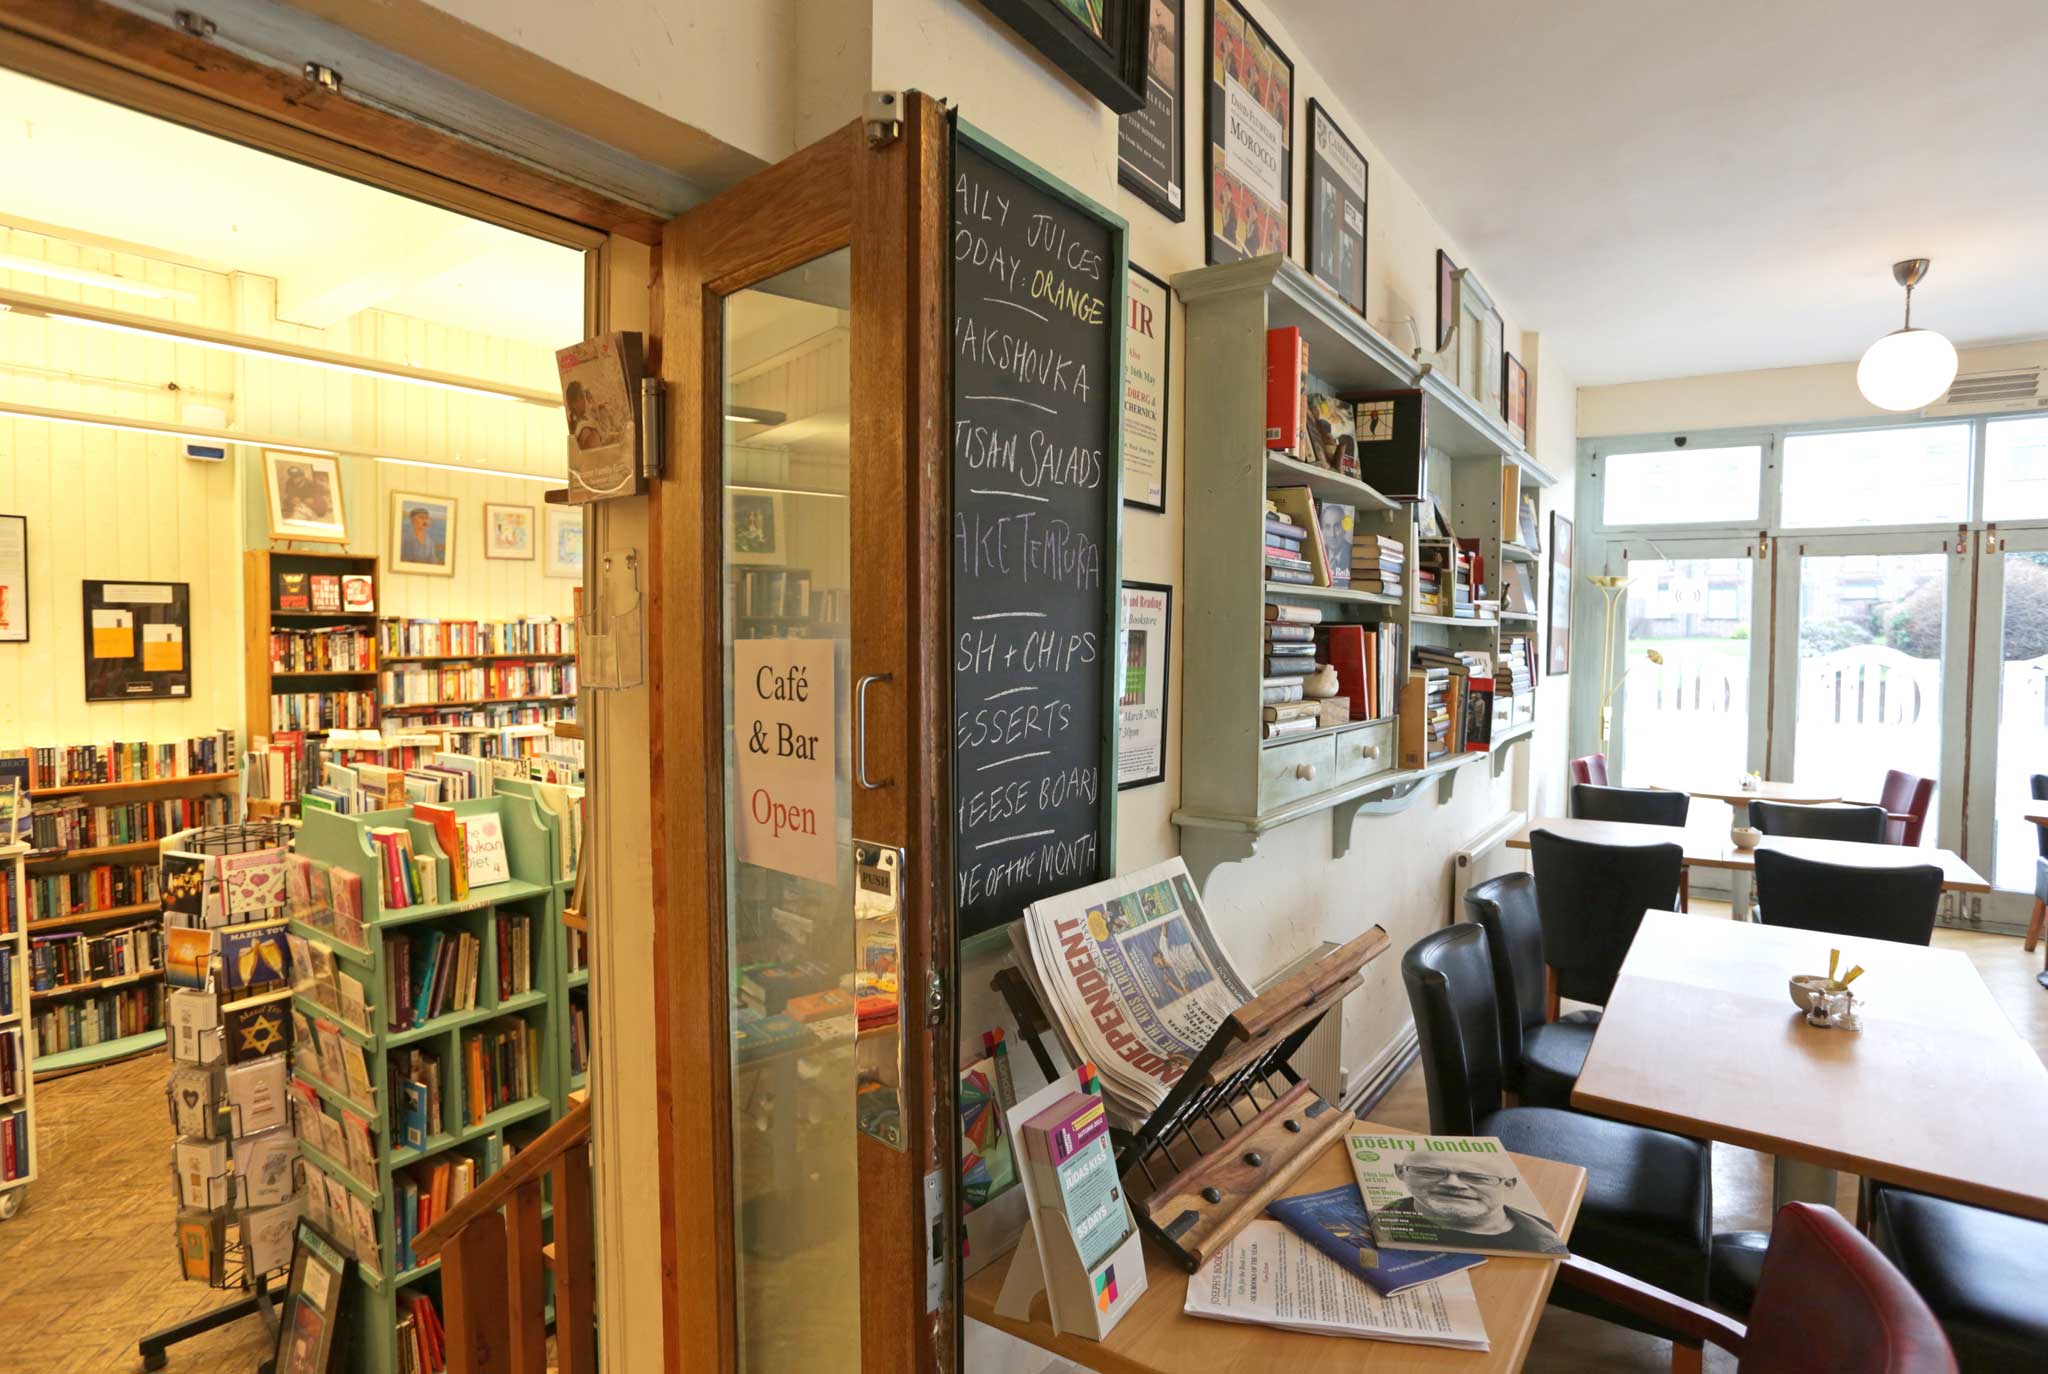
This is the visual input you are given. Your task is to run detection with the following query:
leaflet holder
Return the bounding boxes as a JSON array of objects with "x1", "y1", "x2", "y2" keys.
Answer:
[{"x1": 996, "y1": 924, "x2": 1390, "y2": 1274}]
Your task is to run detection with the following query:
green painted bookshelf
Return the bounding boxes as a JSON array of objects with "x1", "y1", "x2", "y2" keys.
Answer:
[
  {"x1": 493, "y1": 778, "x2": 587, "y2": 1099},
  {"x1": 291, "y1": 793, "x2": 573, "y2": 1374}
]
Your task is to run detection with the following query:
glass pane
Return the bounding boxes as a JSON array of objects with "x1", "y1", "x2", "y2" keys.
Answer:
[
  {"x1": 1619, "y1": 558, "x2": 1754, "y2": 787},
  {"x1": 720, "y1": 249, "x2": 861, "y2": 1371},
  {"x1": 1792, "y1": 553, "x2": 1946, "y2": 804},
  {"x1": 1780, "y1": 425, "x2": 1970, "y2": 528},
  {"x1": 1601, "y1": 446, "x2": 1761, "y2": 525},
  {"x1": 1991, "y1": 551, "x2": 2048, "y2": 892},
  {"x1": 1984, "y1": 415, "x2": 2048, "y2": 522}
]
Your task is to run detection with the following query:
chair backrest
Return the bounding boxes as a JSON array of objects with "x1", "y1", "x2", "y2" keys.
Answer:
[
  {"x1": 1752, "y1": 849, "x2": 1944, "y2": 945},
  {"x1": 1570, "y1": 783, "x2": 1691, "y2": 827},
  {"x1": 1530, "y1": 829, "x2": 1681, "y2": 1006},
  {"x1": 1401, "y1": 924, "x2": 1507, "y2": 1135},
  {"x1": 1878, "y1": 770, "x2": 1935, "y2": 847},
  {"x1": 2033, "y1": 774, "x2": 2048, "y2": 858},
  {"x1": 1741, "y1": 1202, "x2": 1957, "y2": 1374},
  {"x1": 1462, "y1": 872, "x2": 1544, "y2": 1071},
  {"x1": 1569, "y1": 752, "x2": 1609, "y2": 787},
  {"x1": 1749, "y1": 800, "x2": 1887, "y2": 843}
]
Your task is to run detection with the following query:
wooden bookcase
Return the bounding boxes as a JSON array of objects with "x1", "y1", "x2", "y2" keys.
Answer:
[
  {"x1": 0, "y1": 843, "x2": 34, "y2": 1218},
  {"x1": 243, "y1": 549, "x2": 383, "y2": 755},
  {"x1": 289, "y1": 794, "x2": 575, "y2": 1374},
  {"x1": 1168, "y1": 254, "x2": 1553, "y2": 887},
  {"x1": 371, "y1": 619, "x2": 579, "y2": 760}
]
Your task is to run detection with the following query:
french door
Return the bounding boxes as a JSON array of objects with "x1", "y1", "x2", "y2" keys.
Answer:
[
  {"x1": 648, "y1": 95, "x2": 956, "y2": 1374},
  {"x1": 1964, "y1": 523, "x2": 2048, "y2": 928}
]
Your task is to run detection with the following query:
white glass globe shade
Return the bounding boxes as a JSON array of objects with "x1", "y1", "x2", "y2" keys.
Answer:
[{"x1": 1857, "y1": 327, "x2": 1960, "y2": 412}]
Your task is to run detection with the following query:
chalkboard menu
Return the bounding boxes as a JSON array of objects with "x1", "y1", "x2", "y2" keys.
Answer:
[{"x1": 952, "y1": 134, "x2": 1124, "y2": 941}]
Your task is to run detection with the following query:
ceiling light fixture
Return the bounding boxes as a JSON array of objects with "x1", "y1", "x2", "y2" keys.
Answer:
[
  {"x1": 1856, "y1": 259, "x2": 1959, "y2": 412},
  {"x1": 0, "y1": 251, "x2": 197, "y2": 302}
]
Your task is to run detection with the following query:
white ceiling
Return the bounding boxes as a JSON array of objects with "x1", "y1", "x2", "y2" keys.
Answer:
[
  {"x1": 0, "y1": 67, "x2": 583, "y2": 348},
  {"x1": 1277, "y1": 0, "x2": 2048, "y2": 386}
]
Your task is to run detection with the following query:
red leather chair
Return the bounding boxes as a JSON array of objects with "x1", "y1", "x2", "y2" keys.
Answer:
[
  {"x1": 1570, "y1": 752, "x2": 1610, "y2": 787},
  {"x1": 1880, "y1": 769, "x2": 1935, "y2": 846},
  {"x1": 1558, "y1": 1201, "x2": 1956, "y2": 1374}
]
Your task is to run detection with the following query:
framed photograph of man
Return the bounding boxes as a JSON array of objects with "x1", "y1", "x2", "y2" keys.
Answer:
[
  {"x1": 263, "y1": 451, "x2": 348, "y2": 545},
  {"x1": 1205, "y1": 0, "x2": 1293, "y2": 266},
  {"x1": 388, "y1": 492, "x2": 455, "y2": 576},
  {"x1": 544, "y1": 504, "x2": 584, "y2": 580},
  {"x1": 484, "y1": 503, "x2": 536, "y2": 560}
]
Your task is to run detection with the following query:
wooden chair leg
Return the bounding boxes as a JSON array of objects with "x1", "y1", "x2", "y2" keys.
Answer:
[
  {"x1": 1545, "y1": 964, "x2": 1560, "y2": 1023},
  {"x1": 1678, "y1": 868, "x2": 1690, "y2": 913},
  {"x1": 1671, "y1": 1339, "x2": 1705, "y2": 1374},
  {"x1": 2025, "y1": 897, "x2": 2045, "y2": 952}
]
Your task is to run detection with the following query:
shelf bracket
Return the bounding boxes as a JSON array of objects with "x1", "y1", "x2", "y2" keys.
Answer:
[
  {"x1": 1490, "y1": 732, "x2": 1531, "y2": 778},
  {"x1": 1178, "y1": 827, "x2": 1262, "y2": 890},
  {"x1": 1332, "y1": 775, "x2": 1435, "y2": 855}
]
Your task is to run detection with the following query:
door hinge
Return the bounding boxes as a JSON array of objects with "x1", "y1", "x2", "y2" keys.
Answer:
[
  {"x1": 303, "y1": 62, "x2": 342, "y2": 93},
  {"x1": 1985, "y1": 523, "x2": 2003, "y2": 556},
  {"x1": 864, "y1": 91, "x2": 904, "y2": 148},
  {"x1": 1756, "y1": 531, "x2": 1770, "y2": 559},
  {"x1": 926, "y1": 966, "x2": 945, "y2": 1027},
  {"x1": 174, "y1": 10, "x2": 216, "y2": 39}
]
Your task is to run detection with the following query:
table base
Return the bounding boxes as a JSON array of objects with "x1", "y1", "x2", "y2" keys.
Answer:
[{"x1": 1772, "y1": 1156, "x2": 1840, "y2": 1212}]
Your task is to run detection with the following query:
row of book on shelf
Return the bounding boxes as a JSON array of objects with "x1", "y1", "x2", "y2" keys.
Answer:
[
  {"x1": 382, "y1": 913, "x2": 536, "y2": 1034},
  {"x1": 268, "y1": 626, "x2": 376, "y2": 674},
  {"x1": 22, "y1": 859, "x2": 159, "y2": 921},
  {"x1": 0, "y1": 730, "x2": 240, "y2": 790},
  {"x1": 377, "y1": 617, "x2": 575, "y2": 658},
  {"x1": 378, "y1": 660, "x2": 576, "y2": 705},
  {"x1": 1264, "y1": 486, "x2": 1404, "y2": 598},
  {"x1": 23, "y1": 791, "x2": 233, "y2": 854},
  {"x1": 270, "y1": 690, "x2": 377, "y2": 734},
  {"x1": 1400, "y1": 636, "x2": 1538, "y2": 768},
  {"x1": 1262, "y1": 602, "x2": 1406, "y2": 740}
]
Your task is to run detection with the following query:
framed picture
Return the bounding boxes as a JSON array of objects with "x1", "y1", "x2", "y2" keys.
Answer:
[
  {"x1": 981, "y1": 0, "x2": 1149, "y2": 112},
  {"x1": 263, "y1": 452, "x2": 348, "y2": 545},
  {"x1": 83, "y1": 579, "x2": 190, "y2": 701},
  {"x1": 544, "y1": 505, "x2": 585, "y2": 580},
  {"x1": 1435, "y1": 249, "x2": 1459, "y2": 352},
  {"x1": 1547, "y1": 511, "x2": 1574, "y2": 676},
  {"x1": 1503, "y1": 352, "x2": 1529, "y2": 447},
  {"x1": 1452, "y1": 268, "x2": 1504, "y2": 412},
  {"x1": 1305, "y1": 99, "x2": 1367, "y2": 316},
  {"x1": 388, "y1": 493, "x2": 455, "y2": 576},
  {"x1": 1117, "y1": 0, "x2": 1185, "y2": 220},
  {"x1": 272, "y1": 1221, "x2": 351, "y2": 1374},
  {"x1": 1123, "y1": 264, "x2": 1172, "y2": 513},
  {"x1": 1517, "y1": 490, "x2": 1542, "y2": 552},
  {"x1": 726, "y1": 490, "x2": 785, "y2": 566},
  {"x1": 1204, "y1": 0, "x2": 1293, "y2": 266},
  {"x1": 1117, "y1": 581, "x2": 1172, "y2": 789},
  {"x1": 0, "y1": 513, "x2": 25, "y2": 642},
  {"x1": 484, "y1": 503, "x2": 536, "y2": 560}
]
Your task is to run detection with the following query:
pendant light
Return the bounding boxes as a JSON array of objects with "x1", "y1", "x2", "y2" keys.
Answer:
[{"x1": 1856, "y1": 258, "x2": 1959, "y2": 412}]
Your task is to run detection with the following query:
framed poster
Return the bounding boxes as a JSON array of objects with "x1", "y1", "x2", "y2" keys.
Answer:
[
  {"x1": 1117, "y1": 582, "x2": 1171, "y2": 789},
  {"x1": 1435, "y1": 249, "x2": 1459, "y2": 352},
  {"x1": 980, "y1": 0, "x2": 1150, "y2": 112},
  {"x1": 1456, "y1": 268, "x2": 1504, "y2": 413},
  {"x1": 1503, "y1": 352, "x2": 1529, "y2": 447},
  {"x1": 262, "y1": 451, "x2": 349, "y2": 545},
  {"x1": 1123, "y1": 263, "x2": 1172, "y2": 512},
  {"x1": 1117, "y1": 0, "x2": 1185, "y2": 220},
  {"x1": 485, "y1": 502, "x2": 536, "y2": 560},
  {"x1": 0, "y1": 513, "x2": 25, "y2": 642},
  {"x1": 1547, "y1": 511, "x2": 1573, "y2": 676},
  {"x1": 544, "y1": 505, "x2": 585, "y2": 580},
  {"x1": 272, "y1": 1221, "x2": 352, "y2": 1374},
  {"x1": 82, "y1": 579, "x2": 190, "y2": 701},
  {"x1": 388, "y1": 492, "x2": 456, "y2": 576},
  {"x1": 1205, "y1": 0, "x2": 1293, "y2": 266},
  {"x1": 1305, "y1": 99, "x2": 1367, "y2": 315}
]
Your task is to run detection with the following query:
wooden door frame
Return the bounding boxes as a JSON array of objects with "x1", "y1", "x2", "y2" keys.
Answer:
[{"x1": 648, "y1": 93, "x2": 953, "y2": 1374}]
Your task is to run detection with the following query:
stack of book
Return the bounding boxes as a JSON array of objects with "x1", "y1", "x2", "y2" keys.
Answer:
[
  {"x1": 1499, "y1": 635, "x2": 1537, "y2": 703},
  {"x1": 1262, "y1": 603, "x2": 1322, "y2": 738},
  {"x1": 1352, "y1": 532, "x2": 1405, "y2": 599},
  {"x1": 1263, "y1": 505, "x2": 1313, "y2": 584},
  {"x1": 1418, "y1": 663, "x2": 1453, "y2": 760},
  {"x1": 1415, "y1": 564, "x2": 1443, "y2": 615}
]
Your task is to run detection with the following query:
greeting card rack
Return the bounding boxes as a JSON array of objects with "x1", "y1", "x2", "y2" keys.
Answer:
[{"x1": 996, "y1": 923, "x2": 1389, "y2": 1273}]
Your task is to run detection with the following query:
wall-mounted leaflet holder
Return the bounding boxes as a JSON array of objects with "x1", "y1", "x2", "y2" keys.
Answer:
[
  {"x1": 575, "y1": 548, "x2": 644, "y2": 690},
  {"x1": 556, "y1": 331, "x2": 650, "y2": 502},
  {"x1": 854, "y1": 840, "x2": 907, "y2": 1151}
]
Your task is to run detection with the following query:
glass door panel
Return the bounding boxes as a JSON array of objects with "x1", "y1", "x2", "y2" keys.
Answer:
[
  {"x1": 1965, "y1": 525, "x2": 2048, "y2": 928},
  {"x1": 1617, "y1": 553, "x2": 1759, "y2": 788}
]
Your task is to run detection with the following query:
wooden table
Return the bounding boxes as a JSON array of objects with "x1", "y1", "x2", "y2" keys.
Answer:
[
  {"x1": 964, "y1": 1119, "x2": 1588, "y2": 1374},
  {"x1": 1667, "y1": 779, "x2": 1853, "y2": 807},
  {"x1": 1506, "y1": 816, "x2": 1990, "y2": 894},
  {"x1": 1573, "y1": 911, "x2": 2048, "y2": 1219}
]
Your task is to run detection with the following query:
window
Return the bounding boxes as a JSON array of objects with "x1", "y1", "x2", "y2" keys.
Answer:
[
  {"x1": 1983, "y1": 415, "x2": 2048, "y2": 522},
  {"x1": 1779, "y1": 424, "x2": 1970, "y2": 528},
  {"x1": 1600, "y1": 445, "x2": 1761, "y2": 526}
]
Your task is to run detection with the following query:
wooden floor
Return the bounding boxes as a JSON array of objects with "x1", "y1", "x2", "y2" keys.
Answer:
[{"x1": 0, "y1": 1050, "x2": 275, "y2": 1373}]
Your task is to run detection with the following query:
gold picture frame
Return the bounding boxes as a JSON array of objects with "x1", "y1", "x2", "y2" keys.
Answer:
[
  {"x1": 262, "y1": 451, "x2": 349, "y2": 545},
  {"x1": 388, "y1": 491, "x2": 456, "y2": 576}
]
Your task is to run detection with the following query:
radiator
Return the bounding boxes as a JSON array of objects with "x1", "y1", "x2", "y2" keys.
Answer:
[{"x1": 1450, "y1": 810, "x2": 1527, "y2": 922}]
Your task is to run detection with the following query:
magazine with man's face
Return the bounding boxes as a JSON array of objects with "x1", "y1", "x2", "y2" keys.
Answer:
[{"x1": 1346, "y1": 1133, "x2": 1568, "y2": 1259}]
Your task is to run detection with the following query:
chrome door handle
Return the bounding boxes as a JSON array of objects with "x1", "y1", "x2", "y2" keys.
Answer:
[{"x1": 856, "y1": 672, "x2": 893, "y2": 790}]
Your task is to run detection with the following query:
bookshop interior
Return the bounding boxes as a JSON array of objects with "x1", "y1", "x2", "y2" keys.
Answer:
[{"x1": 0, "y1": 3, "x2": 2044, "y2": 1374}]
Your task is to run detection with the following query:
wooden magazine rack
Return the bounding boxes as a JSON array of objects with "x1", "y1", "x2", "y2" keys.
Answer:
[{"x1": 995, "y1": 924, "x2": 1389, "y2": 1273}]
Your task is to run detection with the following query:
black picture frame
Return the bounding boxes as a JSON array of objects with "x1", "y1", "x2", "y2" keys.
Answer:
[
  {"x1": 1123, "y1": 263, "x2": 1173, "y2": 513},
  {"x1": 1547, "y1": 511, "x2": 1574, "y2": 677},
  {"x1": 1304, "y1": 98, "x2": 1368, "y2": 316},
  {"x1": 1117, "y1": 580, "x2": 1173, "y2": 790},
  {"x1": 981, "y1": 0, "x2": 1150, "y2": 113},
  {"x1": 1435, "y1": 248, "x2": 1459, "y2": 351},
  {"x1": 81, "y1": 579, "x2": 192, "y2": 701},
  {"x1": 0, "y1": 513, "x2": 26, "y2": 643},
  {"x1": 1204, "y1": 0, "x2": 1294, "y2": 267},
  {"x1": 271, "y1": 1220, "x2": 352, "y2": 1374},
  {"x1": 1117, "y1": 0, "x2": 1186, "y2": 221}
]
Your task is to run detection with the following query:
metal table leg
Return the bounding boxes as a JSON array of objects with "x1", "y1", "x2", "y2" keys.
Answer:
[
  {"x1": 1771, "y1": 1156, "x2": 1840, "y2": 1211},
  {"x1": 1730, "y1": 798, "x2": 1755, "y2": 921}
]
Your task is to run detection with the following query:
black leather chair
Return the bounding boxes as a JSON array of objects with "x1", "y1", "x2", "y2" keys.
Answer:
[
  {"x1": 1463, "y1": 872, "x2": 1596, "y2": 1110},
  {"x1": 1403, "y1": 924, "x2": 1728, "y2": 1330},
  {"x1": 1869, "y1": 1186, "x2": 2048, "y2": 1372},
  {"x1": 1753, "y1": 848, "x2": 1943, "y2": 945},
  {"x1": 1570, "y1": 783, "x2": 1691, "y2": 828},
  {"x1": 1750, "y1": 800, "x2": 1888, "y2": 842},
  {"x1": 1529, "y1": 829, "x2": 1681, "y2": 1011}
]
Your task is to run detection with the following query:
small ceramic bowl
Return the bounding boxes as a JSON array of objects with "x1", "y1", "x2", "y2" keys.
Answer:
[
  {"x1": 1731, "y1": 826, "x2": 1763, "y2": 850},
  {"x1": 1790, "y1": 974, "x2": 1844, "y2": 1013}
]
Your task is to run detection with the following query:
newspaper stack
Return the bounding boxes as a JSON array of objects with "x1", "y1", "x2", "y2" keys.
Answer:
[{"x1": 1009, "y1": 859, "x2": 1255, "y2": 1128}]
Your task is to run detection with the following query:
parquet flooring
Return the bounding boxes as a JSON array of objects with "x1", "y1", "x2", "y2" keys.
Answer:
[{"x1": 0, "y1": 1051, "x2": 274, "y2": 1374}]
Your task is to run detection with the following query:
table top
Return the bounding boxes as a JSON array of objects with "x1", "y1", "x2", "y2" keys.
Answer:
[
  {"x1": 2026, "y1": 810, "x2": 2048, "y2": 829},
  {"x1": 1665, "y1": 779, "x2": 1856, "y2": 806},
  {"x1": 1573, "y1": 911, "x2": 2048, "y2": 1222},
  {"x1": 963, "y1": 1118, "x2": 1588, "y2": 1374},
  {"x1": 1506, "y1": 815, "x2": 1990, "y2": 893}
]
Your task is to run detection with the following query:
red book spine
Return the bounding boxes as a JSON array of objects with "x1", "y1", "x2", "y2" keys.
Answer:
[{"x1": 1265, "y1": 327, "x2": 1308, "y2": 453}]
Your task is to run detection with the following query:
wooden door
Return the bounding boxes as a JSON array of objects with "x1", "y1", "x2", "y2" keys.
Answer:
[{"x1": 647, "y1": 94, "x2": 954, "y2": 1374}]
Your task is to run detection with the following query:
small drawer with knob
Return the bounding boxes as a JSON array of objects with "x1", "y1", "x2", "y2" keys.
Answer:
[
  {"x1": 1257, "y1": 736, "x2": 1336, "y2": 808},
  {"x1": 1329, "y1": 719, "x2": 1397, "y2": 785}
]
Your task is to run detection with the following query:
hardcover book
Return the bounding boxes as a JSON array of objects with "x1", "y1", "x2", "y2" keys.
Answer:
[{"x1": 1346, "y1": 1132, "x2": 1567, "y2": 1258}]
